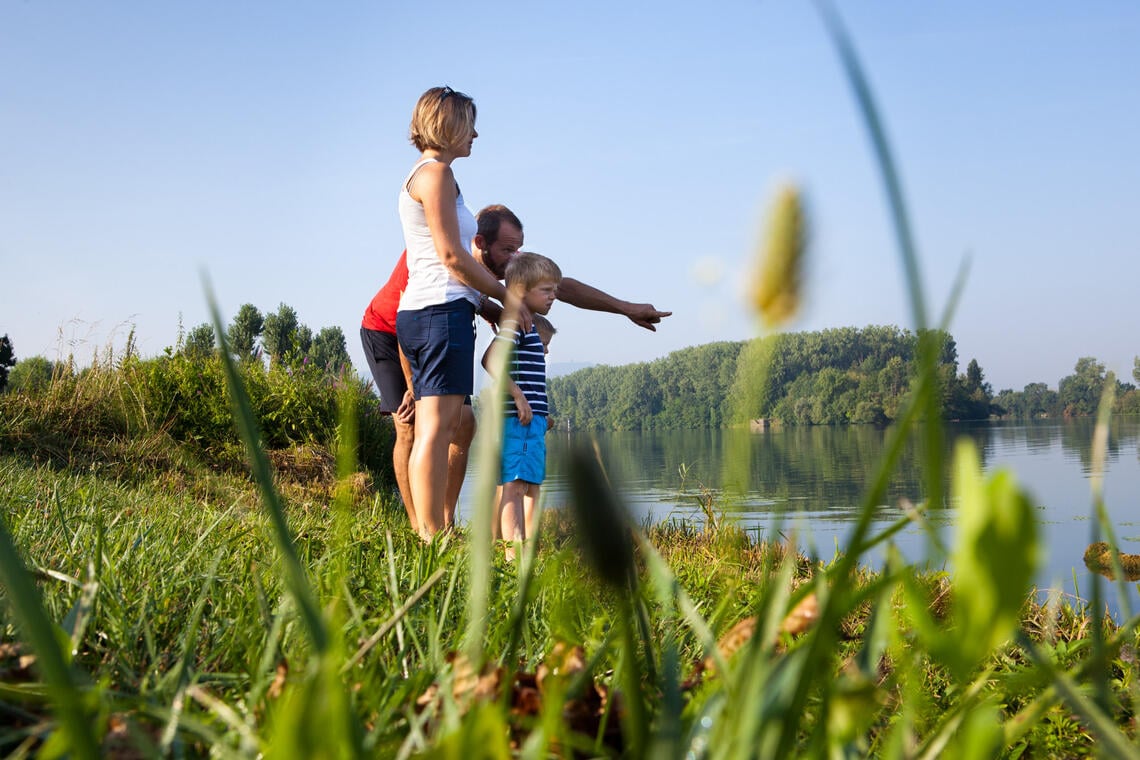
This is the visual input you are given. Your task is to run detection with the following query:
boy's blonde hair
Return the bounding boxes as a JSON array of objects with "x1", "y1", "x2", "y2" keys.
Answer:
[
  {"x1": 409, "y1": 86, "x2": 477, "y2": 153},
  {"x1": 505, "y1": 252, "x2": 562, "y2": 295}
]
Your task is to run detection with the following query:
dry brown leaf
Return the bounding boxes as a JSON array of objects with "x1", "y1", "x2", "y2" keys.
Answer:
[
  {"x1": 536, "y1": 641, "x2": 586, "y2": 694},
  {"x1": 449, "y1": 652, "x2": 503, "y2": 702},
  {"x1": 415, "y1": 684, "x2": 439, "y2": 708},
  {"x1": 267, "y1": 660, "x2": 288, "y2": 700},
  {"x1": 705, "y1": 616, "x2": 757, "y2": 673},
  {"x1": 781, "y1": 593, "x2": 820, "y2": 636}
]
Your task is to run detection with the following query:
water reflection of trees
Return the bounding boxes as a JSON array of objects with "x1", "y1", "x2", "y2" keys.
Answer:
[
  {"x1": 552, "y1": 426, "x2": 939, "y2": 522},
  {"x1": 546, "y1": 419, "x2": 1140, "y2": 520},
  {"x1": 1057, "y1": 418, "x2": 1140, "y2": 474}
]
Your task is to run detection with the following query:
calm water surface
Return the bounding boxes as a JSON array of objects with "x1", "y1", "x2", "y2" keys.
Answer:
[{"x1": 458, "y1": 418, "x2": 1140, "y2": 612}]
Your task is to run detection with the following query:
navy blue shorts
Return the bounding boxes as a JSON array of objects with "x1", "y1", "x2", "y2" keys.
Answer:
[
  {"x1": 500, "y1": 415, "x2": 547, "y2": 485},
  {"x1": 396, "y1": 299, "x2": 476, "y2": 399},
  {"x1": 360, "y1": 327, "x2": 405, "y2": 413}
]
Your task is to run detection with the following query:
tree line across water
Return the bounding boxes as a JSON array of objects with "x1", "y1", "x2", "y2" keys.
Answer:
[
  {"x1": 6, "y1": 321, "x2": 1138, "y2": 433},
  {"x1": 548, "y1": 325, "x2": 1140, "y2": 431}
]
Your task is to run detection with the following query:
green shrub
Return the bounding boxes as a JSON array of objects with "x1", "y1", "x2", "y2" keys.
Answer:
[
  {"x1": 0, "y1": 348, "x2": 395, "y2": 487},
  {"x1": 6, "y1": 356, "x2": 56, "y2": 395}
]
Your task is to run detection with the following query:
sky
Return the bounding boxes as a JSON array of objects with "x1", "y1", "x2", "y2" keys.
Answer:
[{"x1": 3, "y1": 1, "x2": 1138, "y2": 393}]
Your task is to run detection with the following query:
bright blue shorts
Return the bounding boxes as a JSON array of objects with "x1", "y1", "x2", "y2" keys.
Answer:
[
  {"x1": 500, "y1": 415, "x2": 547, "y2": 485},
  {"x1": 395, "y1": 299, "x2": 476, "y2": 399}
]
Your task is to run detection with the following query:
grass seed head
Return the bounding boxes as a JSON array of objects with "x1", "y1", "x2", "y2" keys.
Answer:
[{"x1": 750, "y1": 184, "x2": 807, "y2": 329}]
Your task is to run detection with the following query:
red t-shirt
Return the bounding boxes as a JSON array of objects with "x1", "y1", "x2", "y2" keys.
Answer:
[{"x1": 361, "y1": 252, "x2": 409, "y2": 335}]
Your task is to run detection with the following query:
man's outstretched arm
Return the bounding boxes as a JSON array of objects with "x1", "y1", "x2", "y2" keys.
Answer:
[{"x1": 556, "y1": 277, "x2": 672, "y2": 331}]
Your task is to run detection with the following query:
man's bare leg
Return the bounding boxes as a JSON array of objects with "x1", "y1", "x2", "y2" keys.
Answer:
[{"x1": 392, "y1": 416, "x2": 417, "y2": 533}]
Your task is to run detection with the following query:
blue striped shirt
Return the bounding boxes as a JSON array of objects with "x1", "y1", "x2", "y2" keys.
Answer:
[{"x1": 497, "y1": 323, "x2": 548, "y2": 418}]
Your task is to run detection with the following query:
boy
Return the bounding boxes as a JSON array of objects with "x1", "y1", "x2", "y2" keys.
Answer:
[{"x1": 482, "y1": 252, "x2": 561, "y2": 552}]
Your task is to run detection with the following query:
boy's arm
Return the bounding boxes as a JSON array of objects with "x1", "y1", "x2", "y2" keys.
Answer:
[
  {"x1": 555, "y1": 277, "x2": 672, "y2": 331},
  {"x1": 482, "y1": 323, "x2": 533, "y2": 424}
]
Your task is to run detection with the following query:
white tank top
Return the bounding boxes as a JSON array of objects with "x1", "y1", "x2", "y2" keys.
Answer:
[{"x1": 397, "y1": 158, "x2": 479, "y2": 311}]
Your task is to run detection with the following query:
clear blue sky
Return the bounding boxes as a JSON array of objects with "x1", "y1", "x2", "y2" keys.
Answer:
[{"x1": 3, "y1": 2, "x2": 1137, "y2": 392}]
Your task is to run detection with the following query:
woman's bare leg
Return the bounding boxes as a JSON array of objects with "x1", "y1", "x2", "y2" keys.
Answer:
[
  {"x1": 444, "y1": 404, "x2": 476, "y2": 529},
  {"x1": 409, "y1": 394, "x2": 464, "y2": 539}
]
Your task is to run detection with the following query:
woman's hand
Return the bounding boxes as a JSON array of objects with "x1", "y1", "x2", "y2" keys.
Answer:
[{"x1": 503, "y1": 293, "x2": 534, "y2": 334}]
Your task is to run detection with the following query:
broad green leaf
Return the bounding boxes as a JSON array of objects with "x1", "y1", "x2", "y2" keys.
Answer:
[{"x1": 950, "y1": 439, "x2": 1040, "y2": 678}]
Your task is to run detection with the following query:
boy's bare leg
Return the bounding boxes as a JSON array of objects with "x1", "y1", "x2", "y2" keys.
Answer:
[
  {"x1": 491, "y1": 485, "x2": 503, "y2": 540},
  {"x1": 522, "y1": 484, "x2": 541, "y2": 540},
  {"x1": 499, "y1": 480, "x2": 528, "y2": 559},
  {"x1": 444, "y1": 405, "x2": 476, "y2": 529}
]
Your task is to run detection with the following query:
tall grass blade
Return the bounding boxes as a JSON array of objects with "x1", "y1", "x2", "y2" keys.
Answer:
[
  {"x1": 204, "y1": 276, "x2": 328, "y2": 654},
  {"x1": 1087, "y1": 379, "x2": 1121, "y2": 717},
  {"x1": 465, "y1": 319, "x2": 513, "y2": 664},
  {"x1": 342, "y1": 566, "x2": 447, "y2": 673},
  {"x1": 60, "y1": 561, "x2": 98, "y2": 657},
  {"x1": 0, "y1": 515, "x2": 100, "y2": 759},
  {"x1": 813, "y1": 0, "x2": 926, "y2": 331}
]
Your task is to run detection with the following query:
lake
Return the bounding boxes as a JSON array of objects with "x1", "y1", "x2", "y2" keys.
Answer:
[{"x1": 458, "y1": 418, "x2": 1140, "y2": 614}]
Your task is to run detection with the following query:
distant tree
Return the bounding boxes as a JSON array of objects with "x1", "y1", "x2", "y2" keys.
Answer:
[
  {"x1": 949, "y1": 358, "x2": 996, "y2": 420},
  {"x1": 993, "y1": 388, "x2": 1017, "y2": 418},
  {"x1": 182, "y1": 323, "x2": 216, "y2": 360},
  {"x1": 0, "y1": 334, "x2": 14, "y2": 391},
  {"x1": 310, "y1": 326, "x2": 351, "y2": 374},
  {"x1": 228, "y1": 304, "x2": 263, "y2": 361},
  {"x1": 7, "y1": 356, "x2": 54, "y2": 395},
  {"x1": 608, "y1": 364, "x2": 659, "y2": 430},
  {"x1": 1022, "y1": 382, "x2": 1059, "y2": 418},
  {"x1": 1134, "y1": 356, "x2": 1140, "y2": 386},
  {"x1": 1119, "y1": 385, "x2": 1140, "y2": 416},
  {"x1": 965, "y1": 359, "x2": 985, "y2": 394},
  {"x1": 1058, "y1": 357, "x2": 1107, "y2": 417},
  {"x1": 296, "y1": 324, "x2": 313, "y2": 358},
  {"x1": 262, "y1": 303, "x2": 301, "y2": 366}
]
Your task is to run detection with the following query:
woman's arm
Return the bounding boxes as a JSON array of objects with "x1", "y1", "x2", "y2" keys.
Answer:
[{"x1": 412, "y1": 162, "x2": 507, "y2": 302}]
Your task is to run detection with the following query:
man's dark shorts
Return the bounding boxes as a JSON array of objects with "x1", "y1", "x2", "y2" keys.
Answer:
[
  {"x1": 395, "y1": 299, "x2": 476, "y2": 399},
  {"x1": 360, "y1": 327, "x2": 406, "y2": 413}
]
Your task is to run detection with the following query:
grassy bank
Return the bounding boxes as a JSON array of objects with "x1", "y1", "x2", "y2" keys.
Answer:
[{"x1": 1, "y1": 445, "x2": 1138, "y2": 757}]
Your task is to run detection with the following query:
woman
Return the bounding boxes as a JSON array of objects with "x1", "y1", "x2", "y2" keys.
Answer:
[{"x1": 395, "y1": 86, "x2": 514, "y2": 540}]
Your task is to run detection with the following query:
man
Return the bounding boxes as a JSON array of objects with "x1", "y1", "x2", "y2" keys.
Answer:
[{"x1": 361, "y1": 204, "x2": 671, "y2": 530}]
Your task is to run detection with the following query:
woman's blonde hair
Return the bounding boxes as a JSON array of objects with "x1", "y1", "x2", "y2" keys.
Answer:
[{"x1": 409, "y1": 86, "x2": 477, "y2": 152}]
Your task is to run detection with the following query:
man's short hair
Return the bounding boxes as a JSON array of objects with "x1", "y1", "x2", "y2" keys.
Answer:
[
  {"x1": 533, "y1": 314, "x2": 556, "y2": 342},
  {"x1": 505, "y1": 252, "x2": 562, "y2": 293},
  {"x1": 409, "y1": 86, "x2": 477, "y2": 153},
  {"x1": 476, "y1": 204, "x2": 523, "y2": 246}
]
